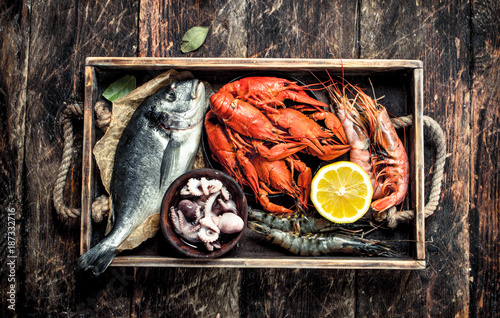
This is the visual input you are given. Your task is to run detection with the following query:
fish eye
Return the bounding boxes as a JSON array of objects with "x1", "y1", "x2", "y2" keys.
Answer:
[{"x1": 165, "y1": 91, "x2": 176, "y2": 101}]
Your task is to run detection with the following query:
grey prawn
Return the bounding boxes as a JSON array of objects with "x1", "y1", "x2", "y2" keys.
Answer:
[
  {"x1": 248, "y1": 206, "x2": 377, "y2": 235},
  {"x1": 248, "y1": 221, "x2": 397, "y2": 257}
]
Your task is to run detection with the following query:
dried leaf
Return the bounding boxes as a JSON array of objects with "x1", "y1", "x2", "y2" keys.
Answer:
[
  {"x1": 103, "y1": 75, "x2": 137, "y2": 102},
  {"x1": 181, "y1": 26, "x2": 209, "y2": 53}
]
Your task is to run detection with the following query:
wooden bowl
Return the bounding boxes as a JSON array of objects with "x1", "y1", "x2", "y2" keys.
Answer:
[{"x1": 160, "y1": 168, "x2": 248, "y2": 258}]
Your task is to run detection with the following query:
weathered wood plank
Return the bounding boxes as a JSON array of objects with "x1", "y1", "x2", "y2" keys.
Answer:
[
  {"x1": 239, "y1": 1, "x2": 360, "y2": 317},
  {"x1": 354, "y1": 270, "x2": 425, "y2": 316},
  {"x1": 131, "y1": 268, "x2": 241, "y2": 317},
  {"x1": 139, "y1": 0, "x2": 247, "y2": 57},
  {"x1": 20, "y1": 2, "x2": 83, "y2": 313},
  {"x1": 86, "y1": 56, "x2": 423, "y2": 70},
  {"x1": 239, "y1": 269, "x2": 356, "y2": 317},
  {"x1": 133, "y1": 1, "x2": 247, "y2": 316},
  {"x1": 357, "y1": 0, "x2": 470, "y2": 317},
  {"x1": 247, "y1": 0, "x2": 358, "y2": 58},
  {"x1": 0, "y1": 1, "x2": 29, "y2": 316},
  {"x1": 20, "y1": 0, "x2": 138, "y2": 315},
  {"x1": 470, "y1": 1, "x2": 500, "y2": 316}
]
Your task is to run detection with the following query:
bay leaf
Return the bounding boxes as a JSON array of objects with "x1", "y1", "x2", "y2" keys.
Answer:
[
  {"x1": 102, "y1": 75, "x2": 137, "y2": 102},
  {"x1": 181, "y1": 26, "x2": 209, "y2": 53}
]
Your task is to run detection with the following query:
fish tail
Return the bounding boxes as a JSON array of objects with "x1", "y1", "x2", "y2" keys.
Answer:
[{"x1": 76, "y1": 241, "x2": 118, "y2": 276}]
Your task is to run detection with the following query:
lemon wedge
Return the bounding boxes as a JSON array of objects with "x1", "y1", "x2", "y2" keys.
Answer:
[{"x1": 310, "y1": 161, "x2": 373, "y2": 223}]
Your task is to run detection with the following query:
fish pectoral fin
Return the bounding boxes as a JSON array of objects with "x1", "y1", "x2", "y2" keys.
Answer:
[{"x1": 160, "y1": 139, "x2": 182, "y2": 189}]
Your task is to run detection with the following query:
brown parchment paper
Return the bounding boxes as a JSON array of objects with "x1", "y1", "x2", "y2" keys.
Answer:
[{"x1": 93, "y1": 69, "x2": 209, "y2": 251}]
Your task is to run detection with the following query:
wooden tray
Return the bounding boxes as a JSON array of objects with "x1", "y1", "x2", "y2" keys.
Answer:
[{"x1": 82, "y1": 58, "x2": 425, "y2": 270}]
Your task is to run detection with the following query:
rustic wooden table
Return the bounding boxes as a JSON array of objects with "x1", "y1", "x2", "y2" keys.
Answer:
[{"x1": 1, "y1": 1, "x2": 498, "y2": 317}]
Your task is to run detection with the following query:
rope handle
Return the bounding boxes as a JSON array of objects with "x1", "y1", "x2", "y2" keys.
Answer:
[
  {"x1": 52, "y1": 104, "x2": 446, "y2": 228},
  {"x1": 52, "y1": 103, "x2": 83, "y2": 218},
  {"x1": 52, "y1": 101, "x2": 110, "y2": 220},
  {"x1": 382, "y1": 115, "x2": 447, "y2": 228}
]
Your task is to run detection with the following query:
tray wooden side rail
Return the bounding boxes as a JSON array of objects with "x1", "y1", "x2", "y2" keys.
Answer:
[{"x1": 82, "y1": 58, "x2": 425, "y2": 270}]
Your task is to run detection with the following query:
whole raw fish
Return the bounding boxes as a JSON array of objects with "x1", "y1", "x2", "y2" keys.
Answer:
[{"x1": 77, "y1": 79, "x2": 207, "y2": 275}]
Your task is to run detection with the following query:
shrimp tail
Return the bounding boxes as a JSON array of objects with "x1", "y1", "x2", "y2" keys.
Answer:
[{"x1": 247, "y1": 220, "x2": 271, "y2": 236}]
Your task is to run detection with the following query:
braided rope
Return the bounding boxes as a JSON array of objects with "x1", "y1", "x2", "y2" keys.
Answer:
[
  {"x1": 92, "y1": 194, "x2": 110, "y2": 223},
  {"x1": 53, "y1": 102, "x2": 112, "y2": 220},
  {"x1": 94, "y1": 101, "x2": 112, "y2": 132},
  {"x1": 383, "y1": 115, "x2": 447, "y2": 228},
  {"x1": 53, "y1": 103, "x2": 84, "y2": 218}
]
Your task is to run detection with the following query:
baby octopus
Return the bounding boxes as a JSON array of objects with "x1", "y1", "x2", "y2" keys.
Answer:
[{"x1": 170, "y1": 177, "x2": 244, "y2": 251}]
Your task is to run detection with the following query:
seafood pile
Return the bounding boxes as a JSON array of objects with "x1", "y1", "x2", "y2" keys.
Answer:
[
  {"x1": 203, "y1": 75, "x2": 410, "y2": 258},
  {"x1": 205, "y1": 77, "x2": 351, "y2": 214},
  {"x1": 169, "y1": 177, "x2": 245, "y2": 251},
  {"x1": 77, "y1": 71, "x2": 413, "y2": 273}
]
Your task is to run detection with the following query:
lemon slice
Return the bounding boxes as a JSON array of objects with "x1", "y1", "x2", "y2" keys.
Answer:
[{"x1": 310, "y1": 161, "x2": 373, "y2": 223}]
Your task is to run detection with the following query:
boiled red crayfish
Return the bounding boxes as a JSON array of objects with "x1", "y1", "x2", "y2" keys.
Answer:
[
  {"x1": 210, "y1": 90, "x2": 307, "y2": 161},
  {"x1": 206, "y1": 76, "x2": 350, "y2": 214},
  {"x1": 266, "y1": 106, "x2": 350, "y2": 160},
  {"x1": 204, "y1": 110, "x2": 260, "y2": 196},
  {"x1": 218, "y1": 76, "x2": 328, "y2": 109},
  {"x1": 250, "y1": 155, "x2": 311, "y2": 214}
]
